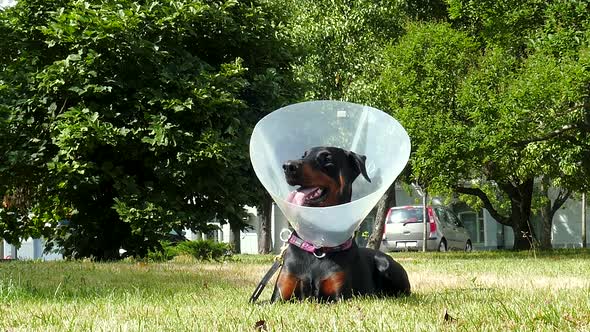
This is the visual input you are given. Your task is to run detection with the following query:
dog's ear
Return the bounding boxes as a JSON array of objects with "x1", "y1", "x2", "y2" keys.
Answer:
[{"x1": 347, "y1": 151, "x2": 371, "y2": 183}]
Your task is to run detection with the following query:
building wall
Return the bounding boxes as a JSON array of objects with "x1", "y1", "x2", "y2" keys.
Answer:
[
  {"x1": 550, "y1": 197, "x2": 589, "y2": 248},
  {"x1": 241, "y1": 207, "x2": 260, "y2": 254},
  {"x1": 2, "y1": 238, "x2": 62, "y2": 260},
  {"x1": 272, "y1": 203, "x2": 289, "y2": 253},
  {"x1": 184, "y1": 205, "x2": 261, "y2": 255},
  {"x1": 399, "y1": 188, "x2": 588, "y2": 250}
]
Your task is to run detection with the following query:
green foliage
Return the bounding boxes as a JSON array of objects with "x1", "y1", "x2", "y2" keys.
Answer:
[
  {"x1": 285, "y1": 0, "x2": 405, "y2": 102},
  {"x1": 145, "y1": 240, "x2": 184, "y2": 262},
  {"x1": 147, "y1": 239, "x2": 232, "y2": 262},
  {"x1": 381, "y1": 22, "x2": 479, "y2": 188},
  {"x1": 379, "y1": 2, "x2": 590, "y2": 248},
  {"x1": 1, "y1": 0, "x2": 588, "y2": 255},
  {"x1": 146, "y1": 241, "x2": 177, "y2": 262},
  {"x1": 0, "y1": 0, "x2": 297, "y2": 258},
  {"x1": 175, "y1": 239, "x2": 232, "y2": 261},
  {"x1": 447, "y1": 0, "x2": 548, "y2": 53}
]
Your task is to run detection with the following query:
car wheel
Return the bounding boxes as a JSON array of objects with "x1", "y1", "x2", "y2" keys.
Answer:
[
  {"x1": 465, "y1": 240, "x2": 473, "y2": 252},
  {"x1": 438, "y1": 239, "x2": 447, "y2": 252}
]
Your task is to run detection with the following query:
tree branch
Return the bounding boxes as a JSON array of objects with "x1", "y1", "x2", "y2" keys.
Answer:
[
  {"x1": 455, "y1": 186, "x2": 511, "y2": 226},
  {"x1": 497, "y1": 180, "x2": 518, "y2": 198},
  {"x1": 513, "y1": 103, "x2": 588, "y2": 146},
  {"x1": 551, "y1": 189, "x2": 571, "y2": 216},
  {"x1": 516, "y1": 124, "x2": 580, "y2": 146}
]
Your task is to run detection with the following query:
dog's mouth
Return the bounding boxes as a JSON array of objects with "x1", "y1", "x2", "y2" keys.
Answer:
[{"x1": 286, "y1": 186, "x2": 328, "y2": 206}]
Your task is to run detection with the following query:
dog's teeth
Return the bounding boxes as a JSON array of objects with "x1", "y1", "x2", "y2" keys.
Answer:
[{"x1": 304, "y1": 188, "x2": 324, "y2": 202}]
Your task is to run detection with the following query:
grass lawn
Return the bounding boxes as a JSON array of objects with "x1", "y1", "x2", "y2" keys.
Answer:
[{"x1": 1, "y1": 250, "x2": 590, "y2": 331}]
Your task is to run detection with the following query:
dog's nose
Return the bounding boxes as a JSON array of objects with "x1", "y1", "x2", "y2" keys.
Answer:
[{"x1": 282, "y1": 161, "x2": 299, "y2": 175}]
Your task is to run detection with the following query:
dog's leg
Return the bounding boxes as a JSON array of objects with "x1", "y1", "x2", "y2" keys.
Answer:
[
  {"x1": 296, "y1": 277, "x2": 314, "y2": 300},
  {"x1": 317, "y1": 272, "x2": 346, "y2": 301},
  {"x1": 270, "y1": 271, "x2": 300, "y2": 302},
  {"x1": 373, "y1": 253, "x2": 411, "y2": 296}
]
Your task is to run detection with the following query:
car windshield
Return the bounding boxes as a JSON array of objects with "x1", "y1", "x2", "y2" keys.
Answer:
[{"x1": 387, "y1": 208, "x2": 427, "y2": 224}]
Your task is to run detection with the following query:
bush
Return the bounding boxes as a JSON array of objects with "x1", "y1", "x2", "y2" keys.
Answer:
[
  {"x1": 147, "y1": 240, "x2": 232, "y2": 262},
  {"x1": 146, "y1": 241, "x2": 179, "y2": 262},
  {"x1": 176, "y1": 240, "x2": 232, "y2": 261}
]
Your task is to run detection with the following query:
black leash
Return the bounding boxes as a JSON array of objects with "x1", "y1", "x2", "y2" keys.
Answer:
[
  {"x1": 248, "y1": 260, "x2": 282, "y2": 303},
  {"x1": 249, "y1": 258, "x2": 283, "y2": 304}
]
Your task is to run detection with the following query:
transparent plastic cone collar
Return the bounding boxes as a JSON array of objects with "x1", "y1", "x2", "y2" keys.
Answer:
[{"x1": 250, "y1": 101, "x2": 411, "y2": 247}]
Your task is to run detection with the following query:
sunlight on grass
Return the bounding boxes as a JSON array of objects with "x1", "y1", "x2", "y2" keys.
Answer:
[{"x1": 1, "y1": 251, "x2": 590, "y2": 331}]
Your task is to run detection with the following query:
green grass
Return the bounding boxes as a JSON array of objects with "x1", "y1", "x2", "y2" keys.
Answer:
[{"x1": 1, "y1": 250, "x2": 590, "y2": 331}]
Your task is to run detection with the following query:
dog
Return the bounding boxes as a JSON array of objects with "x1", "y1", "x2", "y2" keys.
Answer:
[{"x1": 271, "y1": 146, "x2": 411, "y2": 302}]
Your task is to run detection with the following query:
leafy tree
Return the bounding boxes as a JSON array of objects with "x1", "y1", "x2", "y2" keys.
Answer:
[
  {"x1": 380, "y1": 0, "x2": 590, "y2": 249},
  {"x1": 284, "y1": 0, "x2": 405, "y2": 101},
  {"x1": 282, "y1": 0, "x2": 414, "y2": 249},
  {"x1": 0, "y1": 0, "x2": 297, "y2": 258}
]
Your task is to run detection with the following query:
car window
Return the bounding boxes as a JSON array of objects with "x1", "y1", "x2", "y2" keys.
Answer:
[
  {"x1": 387, "y1": 208, "x2": 427, "y2": 224},
  {"x1": 445, "y1": 210, "x2": 465, "y2": 227},
  {"x1": 434, "y1": 207, "x2": 449, "y2": 225},
  {"x1": 445, "y1": 210, "x2": 463, "y2": 227}
]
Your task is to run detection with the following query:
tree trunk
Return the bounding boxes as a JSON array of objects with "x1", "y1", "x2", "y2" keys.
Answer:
[
  {"x1": 456, "y1": 178, "x2": 536, "y2": 250},
  {"x1": 508, "y1": 178, "x2": 535, "y2": 250},
  {"x1": 366, "y1": 182, "x2": 397, "y2": 250},
  {"x1": 511, "y1": 220, "x2": 535, "y2": 250},
  {"x1": 539, "y1": 177, "x2": 553, "y2": 249},
  {"x1": 257, "y1": 194, "x2": 273, "y2": 254},
  {"x1": 538, "y1": 177, "x2": 571, "y2": 250},
  {"x1": 231, "y1": 225, "x2": 241, "y2": 254},
  {"x1": 539, "y1": 201, "x2": 553, "y2": 249}
]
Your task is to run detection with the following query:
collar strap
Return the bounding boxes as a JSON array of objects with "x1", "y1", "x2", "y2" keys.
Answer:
[{"x1": 287, "y1": 233, "x2": 353, "y2": 257}]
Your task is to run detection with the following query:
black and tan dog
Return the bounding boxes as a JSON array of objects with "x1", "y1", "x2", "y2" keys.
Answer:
[{"x1": 271, "y1": 146, "x2": 410, "y2": 302}]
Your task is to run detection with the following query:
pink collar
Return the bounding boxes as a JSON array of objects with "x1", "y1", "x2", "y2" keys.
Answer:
[{"x1": 287, "y1": 233, "x2": 353, "y2": 258}]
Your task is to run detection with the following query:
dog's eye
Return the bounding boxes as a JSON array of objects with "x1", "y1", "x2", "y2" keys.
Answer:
[{"x1": 319, "y1": 153, "x2": 334, "y2": 167}]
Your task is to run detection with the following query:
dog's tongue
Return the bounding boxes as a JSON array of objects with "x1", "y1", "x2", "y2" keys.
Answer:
[{"x1": 287, "y1": 187, "x2": 316, "y2": 206}]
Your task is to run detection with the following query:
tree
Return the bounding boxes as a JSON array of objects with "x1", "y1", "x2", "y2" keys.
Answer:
[
  {"x1": 0, "y1": 0, "x2": 297, "y2": 258},
  {"x1": 256, "y1": 193, "x2": 273, "y2": 254},
  {"x1": 280, "y1": 0, "x2": 410, "y2": 248},
  {"x1": 451, "y1": 0, "x2": 590, "y2": 248},
  {"x1": 536, "y1": 177, "x2": 571, "y2": 249},
  {"x1": 284, "y1": 0, "x2": 406, "y2": 101},
  {"x1": 380, "y1": 0, "x2": 590, "y2": 249},
  {"x1": 366, "y1": 182, "x2": 396, "y2": 250}
]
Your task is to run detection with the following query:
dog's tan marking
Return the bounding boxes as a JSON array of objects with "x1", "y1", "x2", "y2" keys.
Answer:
[
  {"x1": 276, "y1": 273, "x2": 299, "y2": 300},
  {"x1": 299, "y1": 163, "x2": 340, "y2": 207},
  {"x1": 320, "y1": 272, "x2": 346, "y2": 296}
]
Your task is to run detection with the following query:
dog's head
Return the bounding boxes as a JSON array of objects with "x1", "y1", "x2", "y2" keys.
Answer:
[{"x1": 283, "y1": 146, "x2": 371, "y2": 207}]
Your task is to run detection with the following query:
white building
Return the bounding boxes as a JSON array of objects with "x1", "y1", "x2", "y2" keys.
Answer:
[
  {"x1": 1, "y1": 238, "x2": 62, "y2": 260},
  {"x1": 183, "y1": 206, "x2": 261, "y2": 255}
]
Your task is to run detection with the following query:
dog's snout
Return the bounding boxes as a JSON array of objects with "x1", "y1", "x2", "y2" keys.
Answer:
[{"x1": 282, "y1": 160, "x2": 300, "y2": 175}]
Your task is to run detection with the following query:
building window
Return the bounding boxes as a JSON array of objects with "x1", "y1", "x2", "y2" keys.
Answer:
[
  {"x1": 206, "y1": 229, "x2": 220, "y2": 242},
  {"x1": 459, "y1": 211, "x2": 485, "y2": 244}
]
